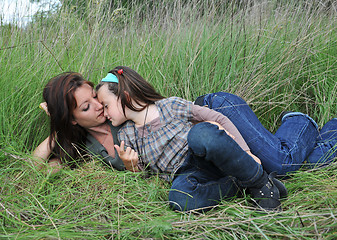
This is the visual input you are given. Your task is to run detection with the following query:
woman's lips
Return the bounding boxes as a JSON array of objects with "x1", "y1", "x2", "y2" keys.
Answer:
[{"x1": 98, "y1": 111, "x2": 104, "y2": 118}]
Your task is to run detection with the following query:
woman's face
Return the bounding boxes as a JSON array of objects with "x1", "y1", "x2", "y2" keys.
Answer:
[{"x1": 72, "y1": 84, "x2": 106, "y2": 129}]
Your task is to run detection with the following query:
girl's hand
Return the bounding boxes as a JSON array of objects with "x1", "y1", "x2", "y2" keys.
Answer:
[
  {"x1": 205, "y1": 121, "x2": 259, "y2": 164},
  {"x1": 246, "y1": 150, "x2": 261, "y2": 164},
  {"x1": 205, "y1": 121, "x2": 235, "y2": 139},
  {"x1": 114, "y1": 141, "x2": 140, "y2": 172}
]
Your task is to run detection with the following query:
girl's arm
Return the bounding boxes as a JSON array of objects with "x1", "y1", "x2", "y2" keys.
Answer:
[
  {"x1": 193, "y1": 106, "x2": 261, "y2": 164},
  {"x1": 192, "y1": 105, "x2": 250, "y2": 151}
]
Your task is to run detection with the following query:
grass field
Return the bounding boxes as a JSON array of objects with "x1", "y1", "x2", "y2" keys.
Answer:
[{"x1": 1, "y1": 0, "x2": 337, "y2": 239}]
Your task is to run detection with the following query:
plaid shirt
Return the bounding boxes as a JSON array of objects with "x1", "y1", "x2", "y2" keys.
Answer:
[{"x1": 118, "y1": 97, "x2": 194, "y2": 181}]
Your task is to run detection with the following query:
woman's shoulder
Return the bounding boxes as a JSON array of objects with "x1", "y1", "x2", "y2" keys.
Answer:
[{"x1": 108, "y1": 121, "x2": 123, "y2": 133}]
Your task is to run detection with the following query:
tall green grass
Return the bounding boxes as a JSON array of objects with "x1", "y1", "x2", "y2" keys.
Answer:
[{"x1": 1, "y1": 0, "x2": 337, "y2": 238}]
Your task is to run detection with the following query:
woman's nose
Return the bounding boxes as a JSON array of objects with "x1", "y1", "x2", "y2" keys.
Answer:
[
  {"x1": 94, "y1": 99, "x2": 103, "y2": 110},
  {"x1": 103, "y1": 110, "x2": 109, "y2": 118}
]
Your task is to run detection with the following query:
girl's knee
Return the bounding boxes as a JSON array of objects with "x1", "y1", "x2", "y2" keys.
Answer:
[
  {"x1": 206, "y1": 92, "x2": 246, "y2": 106},
  {"x1": 282, "y1": 112, "x2": 318, "y2": 129},
  {"x1": 188, "y1": 122, "x2": 222, "y2": 154},
  {"x1": 188, "y1": 122, "x2": 216, "y2": 141}
]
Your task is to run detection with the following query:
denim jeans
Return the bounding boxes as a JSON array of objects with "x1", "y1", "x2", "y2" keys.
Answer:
[
  {"x1": 197, "y1": 92, "x2": 337, "y2": 174},
  {"x1": 169, "y1": 122, "x2": 264, "y2": 211},
  {"x1": 306, "y1": 118, "x2": 337, "y2": 167}
]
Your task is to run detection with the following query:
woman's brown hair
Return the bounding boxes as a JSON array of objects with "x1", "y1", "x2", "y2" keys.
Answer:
[{"x1": 43, "y1": 72, "x2": 93, "y2": 167}]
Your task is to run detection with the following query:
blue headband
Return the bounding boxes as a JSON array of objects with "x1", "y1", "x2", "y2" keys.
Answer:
[{"x1": 101, "y1": 73, "x2": 118, "y2": 83}]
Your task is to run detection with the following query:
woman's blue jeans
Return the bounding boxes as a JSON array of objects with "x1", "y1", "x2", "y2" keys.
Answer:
[
  {"x1": 169, "y1": 122, "x2": 264, "y2": 211},
  {"x1": 198, "y1": 92, "x2": 337, "y2": 174}
]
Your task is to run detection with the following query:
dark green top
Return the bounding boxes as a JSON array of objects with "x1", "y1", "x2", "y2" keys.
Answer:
[{"x1": 85, "y1": 122, "x2": 125, "y2": 171}]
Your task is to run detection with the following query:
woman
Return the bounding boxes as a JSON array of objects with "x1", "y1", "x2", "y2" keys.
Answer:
[{"x1": 33, "y1": 72, "x2": 139, "y2": 173}]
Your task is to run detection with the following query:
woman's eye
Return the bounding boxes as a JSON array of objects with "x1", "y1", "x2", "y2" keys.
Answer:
[
  {"x1": 83, "y1": 105, "x2": 90, "y2": 111},
  {"x1": 104, "y1": 104, "x2": 108, "y2": 109}
]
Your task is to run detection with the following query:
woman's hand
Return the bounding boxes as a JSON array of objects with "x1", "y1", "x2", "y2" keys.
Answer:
[
  {"x1": 33, "y1": 136, "x2": 54, "y2": 166},
  {"x1": 114, "y1": 141, "x2": 140, "y2": 172},
  {"x1": 32, "y1": 136, "x2": 63, "y2": 173},
  {"x1": 39, "y1": 102, "x2": 50, "y2": 116},
  {"x1": 46, "y1": 158, "x2": 63, "y2": 174}
]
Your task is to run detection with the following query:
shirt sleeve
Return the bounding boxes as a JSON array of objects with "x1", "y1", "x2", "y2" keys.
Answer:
[
  {"x1": 118, "y1": 123, "x2": 145, "y2": 171},
  {"x1": 117, "y1": 125, "x2": 134, "y2": 149},
  {"x1": 169, "y1": 97, "x2": 193, "y2": 120},
  {"x1": 191, "y1": 104, "x2": 250, "y2": 151}
]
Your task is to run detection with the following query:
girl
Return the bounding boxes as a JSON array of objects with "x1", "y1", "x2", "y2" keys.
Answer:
[{"x1": 96, "y1": 66, "x2": 286, "y2": 212}]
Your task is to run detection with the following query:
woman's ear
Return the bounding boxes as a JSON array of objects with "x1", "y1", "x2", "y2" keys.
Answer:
[{"x1": 71, "y1": 119, "x2": 78, "y2": 125}]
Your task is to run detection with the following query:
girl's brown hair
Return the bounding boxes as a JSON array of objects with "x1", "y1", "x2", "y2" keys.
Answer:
[
  {"x1": 43, "y1": 72, "x2": 93, "y2": 167},
  {"x1": 96, "y1": 66, "x2": 164, "y2": 115}
]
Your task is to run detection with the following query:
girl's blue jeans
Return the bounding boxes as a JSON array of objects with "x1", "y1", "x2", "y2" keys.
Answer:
[
  {"x1": 199, "y1": 92, "x2": 337, "y2": 174},
  {"x1": 169, "y1": 122, "x2": 264, "y2": 211},
  {"x1": 169, "y1": 92, "x2": 337, "y2": 211}
]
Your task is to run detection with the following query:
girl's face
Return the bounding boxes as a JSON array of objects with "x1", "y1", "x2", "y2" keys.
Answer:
[
  {"x1": 72, "y1": 84, "x2": 106, "y2": 128},
  {"x1": 96, "y1": 84, "x2": 127, "y2": 127}
]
